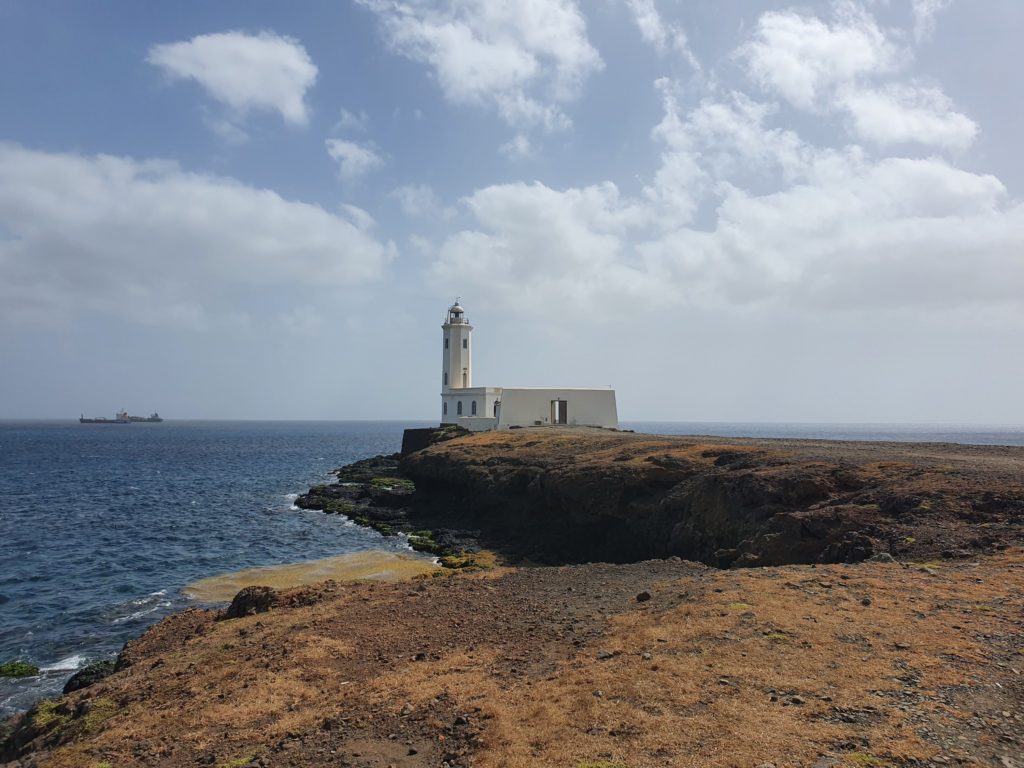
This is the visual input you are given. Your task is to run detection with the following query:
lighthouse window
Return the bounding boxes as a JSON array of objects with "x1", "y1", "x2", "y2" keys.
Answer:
[
  {"x1": 471, "y1": 400, "x2": 477, "y2": 416},
  {"x1": 462, "y1": 338, "x2": 467, "y2": 349},
  {"x1": 445, "y1": 338, "x2": 449, "y2": 349},
  {"x1": 443, "y1": 372, "x2": 448, "y2": 386},
  {"x1": 457, "y1": 401, "x2": 463, "y2": 415},
  {"x1": 443, "y1": 402, "x2": 447, "y2": 415}
]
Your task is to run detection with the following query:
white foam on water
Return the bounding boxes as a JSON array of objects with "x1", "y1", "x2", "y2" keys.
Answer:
[
  {"x1": 284, "y1": 493, "x2": 299, "y2": 500},
  {"x1": 40, "y1": 654, "x2": 88, "y2": 672},
  {"x1": 289, "y1": 504, "x2": 300, "y2": 511},
  {"x1": 111, "y1": 591, "x2": 172, "y2": 624},
  {"x1": 129, "y1": 590, "x2": 167, "y2": 606},
  {"x1": 111, "y1": 600, "x2": 171, "y2": 624}
]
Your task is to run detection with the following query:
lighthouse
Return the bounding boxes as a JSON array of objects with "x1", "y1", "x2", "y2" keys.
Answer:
[
  {"x1": 441, "y1": 301, "x2": 472, "y2": 392},
  {"x1": 438, "y1": 300, "x2": 618, "y2": 431}
]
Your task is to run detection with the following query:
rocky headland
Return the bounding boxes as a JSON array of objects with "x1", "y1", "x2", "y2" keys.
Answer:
[
  {"x1": 297, "y1": 427, "x2": 1024, "y2": 568},
  {"x1": 2, "y1": 428, "x2": 1023, "y2": 768}
]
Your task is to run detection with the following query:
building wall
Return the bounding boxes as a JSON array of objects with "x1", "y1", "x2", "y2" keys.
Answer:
[
  {"x1": 440, "y1": 387, "x2": 500, "y2": 425},
  {"x1": 495, "y1": 388, "x2": 617, "y2": 429}
]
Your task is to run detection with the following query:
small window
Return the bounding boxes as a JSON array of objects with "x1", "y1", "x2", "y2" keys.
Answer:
[
  {"x1": 471, "y1": 400, "x2": 477, "y2": 416},
  {"x1": 462, "y1": 338, "x2": 467, "y2": 349},
  {"x1": 445, "y1": 338, "x2": 449, "y2": 349},
  {"x1": 494, "y1": 401, "x2": 499, "y2": 417},
  {"x1": 457, "y1": 401, "x2": 463, "y2": 415},
  {"x1": 443, "y1": 402, "x2": 447, "y2": 415},
  {"x1": 443, "y1": 372, "x2": 448, "y2": 386}
]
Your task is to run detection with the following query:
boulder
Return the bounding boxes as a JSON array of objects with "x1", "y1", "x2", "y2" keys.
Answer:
[
  {"x1": 62, "y1": 660, "x2": 115, "y2": 694},
  {"x1": 224, "y1": 586, "x2": 279, "y2": 619}
]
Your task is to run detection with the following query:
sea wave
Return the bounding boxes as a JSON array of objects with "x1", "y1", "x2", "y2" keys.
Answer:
[
  {"x1": 110, "y1": 591, "x2": 172, "y2": 624},
  {"x1": 39, "y1": 654, "x2": 88, "y2": 673}
]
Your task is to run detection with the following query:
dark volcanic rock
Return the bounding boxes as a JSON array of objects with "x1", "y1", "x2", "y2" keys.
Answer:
[
  {"x1": 397, "y1": 429, "x2": 1024, "y2": 568},
  {"x1": 224, "y1": 586, "x2": 279, "y2": 619},
  {"x1": 62, "y1": 660, "x2": 115, "y2": 694},
  {"x1": 293, "y1": 428, "x2": 1024, "y2": 571}
]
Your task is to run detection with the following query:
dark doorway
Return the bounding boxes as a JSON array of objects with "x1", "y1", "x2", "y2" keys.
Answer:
[{"x1": 550, "y1": 399, "x2": 568, "y2": 425}]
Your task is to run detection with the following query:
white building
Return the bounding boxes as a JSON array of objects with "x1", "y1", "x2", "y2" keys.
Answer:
[{"x1": 439, "y1": 302, "x2": 618, "y2": 432}]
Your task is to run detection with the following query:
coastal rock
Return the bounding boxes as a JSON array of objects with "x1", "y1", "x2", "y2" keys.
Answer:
[
  {"x1": 391, "y1": 429, "x2": 1024, "y2": 568},
  {"x1": 224, "y1": 586, "x2": 279, "y2": 619},
  {"x1": 62, "y1": 660, "x2": 115, "y2": 694},
  {"x1": 0, "y1": 661, "x2": 39, "y2": 679},
  {"x1": 870, "y1": 553, "x2": 899, "y2": 564}
]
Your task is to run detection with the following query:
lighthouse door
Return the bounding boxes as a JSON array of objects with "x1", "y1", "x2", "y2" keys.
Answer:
[{"x1": 550, "y1": 400, "x2": 568, "y2": 425}]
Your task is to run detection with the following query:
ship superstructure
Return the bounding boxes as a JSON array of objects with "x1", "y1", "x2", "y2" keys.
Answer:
[{"x1": 79, "y1": 410, "x2": 163, "y2": 424}]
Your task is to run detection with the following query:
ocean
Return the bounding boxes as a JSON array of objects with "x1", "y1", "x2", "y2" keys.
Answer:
[
  {"x1": 0, "y1": 419, "x2": 433, "y2": 716},
  {"x1": 2, "y1": 419, "x2": 1023, "y2": 716}
]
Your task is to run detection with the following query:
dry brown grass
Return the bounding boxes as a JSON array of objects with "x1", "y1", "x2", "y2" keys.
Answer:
[
  {"x1": 27, "y1": 550, "x2": 1024, "y2": 768},
  {"x1": 365, "y1": 555, "x2": 1023, "y2": 767}
]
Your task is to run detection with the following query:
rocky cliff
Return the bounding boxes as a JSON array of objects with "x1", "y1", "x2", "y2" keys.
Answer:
[{"x1": 398, "y1": 428, "x2": 1024, "y2": 567}]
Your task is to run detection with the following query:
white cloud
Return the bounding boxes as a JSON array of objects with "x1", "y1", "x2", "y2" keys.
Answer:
[
  {"x1": 204, "y1": 114, "x2": 250, "y2": 144},
  {"x1": 428, "y1": 81, "x2": 1022, "y2": 316},
  {"x1": 624, "y1": 0, "x2": 700, "y2": 70},
  {"x1": 325, "y1": 139, "x2": 386, "y2": 180},
  {"x1": 336, "y1": 108, "x2": 369, "y2": 131},
  {"x1": 911, "y1": 0, "x2": 953, "y2": 42},
  {"x1": 689, "y1": 153, "x2": 1015, "y2": 307},
  {"x1": 339, "y1": 203, "x2": 377, "y2": 231},
  {"x1": 737, "y1": 4, "x2": 901, "y2": 110},
  {"x1": 838, "y1": 83, "x2": 978, "y2": 149},
  {"x1": 641, "y1": 82, "x2": 815, "y2": 226},
  {"x1": 355, "y1": 0, "x2": 602, "y2": 132},
  {"x1": 147, "y1": 31, "x2": 318, "y2": 128},
  {"x1": 498, "y1": 134, "x2": 534, "y2": 159},
  {"x1": 737, "y1": 4, "x2": 975, "y2": 151},
  {"x1": 0, "y1": 144, "x2": 393, "y2": 328},
  {"x1": 431, "y1": 181, "x2": 658, "y2": 311}
]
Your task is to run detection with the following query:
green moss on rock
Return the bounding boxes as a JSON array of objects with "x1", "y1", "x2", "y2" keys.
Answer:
[
  {"x1": 81, "y1": 698, "x2": 118, "y2": 733},
  {"x1": 0, "y1": 660, "x2": 39, "y2": 678},
  {"x1": 32, "y1": 700, "x2": 70, "y2": 731},
  {"x1": 218, "y1": 754, "x2": 256, "y2": 768},
  {"x1": 407, "y1": 530, "x2": 445, "y2": 555},
  {"x1": 370, "y1": 476, "x2": 415, "y2": 492},
  {"x1": 318, "y1": 498, "x2": 355, "y2": 515}
]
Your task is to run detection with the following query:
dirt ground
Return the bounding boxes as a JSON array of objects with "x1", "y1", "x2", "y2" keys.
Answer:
[{"x1": 6, "y1": 549, "x2": 1023, "y2": 768}]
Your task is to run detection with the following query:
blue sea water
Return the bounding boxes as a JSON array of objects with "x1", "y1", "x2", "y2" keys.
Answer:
[
  {"x1": 1, "y1": 419, "x2": 1022, "y2": 716},
  {"x1": 0, "y1": 420, "x2": 433, "y2": 716}
]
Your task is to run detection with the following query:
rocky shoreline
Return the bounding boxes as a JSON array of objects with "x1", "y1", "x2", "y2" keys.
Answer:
[
  {"x1": 296, "y1": 427, "x2": 1023, "y2": 570},
  {"x1": 2, "y1": 427, "x2": 1023, "y2": 767}
]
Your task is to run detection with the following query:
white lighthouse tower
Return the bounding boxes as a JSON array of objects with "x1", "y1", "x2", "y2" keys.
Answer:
[
  {"x1": 441, "y1": 300, "x2": 486, "y2": 424},
  {"x1": 442, "y1": 300, "x2": 472, "y2": 393}
]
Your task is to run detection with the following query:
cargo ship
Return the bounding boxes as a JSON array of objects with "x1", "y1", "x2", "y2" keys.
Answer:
[{"x1": 79, "y1": 411, "x2": 163, "y2": 424}]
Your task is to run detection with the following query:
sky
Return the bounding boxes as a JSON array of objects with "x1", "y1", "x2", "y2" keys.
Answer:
[{"x1": 0, "y1": 0, "x2": 1021, "y2": 422}]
